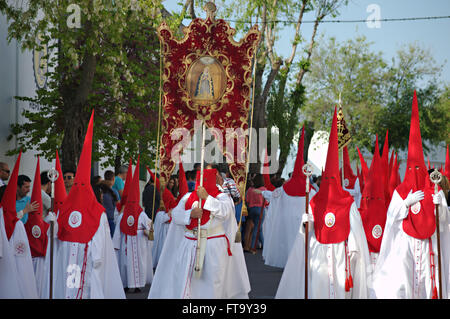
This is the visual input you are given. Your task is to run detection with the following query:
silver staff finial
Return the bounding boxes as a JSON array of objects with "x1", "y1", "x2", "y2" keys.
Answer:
[
  {"x1": 47, "y1": 168, "x2": 59, "y2": 183},
  {"x1": 302, "y1": 163, "x2": 313, "y2": 177}
]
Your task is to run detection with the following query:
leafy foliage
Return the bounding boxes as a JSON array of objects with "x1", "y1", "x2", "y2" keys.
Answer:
[
  {"x1": 1, "y1": 0, "x2": 169, "y2": 171},
  {"x1": 303, "y1": 35, "x2": 447, "y2": 159}
]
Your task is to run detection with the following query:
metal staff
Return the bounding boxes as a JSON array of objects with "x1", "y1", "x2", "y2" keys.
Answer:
[
  {"x1": 47, "y1": 168, "x2": 59, "y2": 299},
  {"x1": 194, "y1": 121, "x2": 207, "y2": 274},
  {"x1": 302, "y1": 163, "x2": 313, "y2": 299},
  {"x1": 148, "y1": 37, "x2": 164, "y2": 241},
  {"x1": 430, "y1": 169, "x2": 443, "y2": 299}
]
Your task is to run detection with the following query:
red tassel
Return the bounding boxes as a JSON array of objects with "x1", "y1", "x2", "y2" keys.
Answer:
[
  {"x1": 432, "y1": 286, "x2": 438, "y2": 299},
  {"x1": 345, "y1": 278, "x2": 350, "y2": 292},
  {"x1": 348, "y1": 275, "x2": 354, "y2": 289}
]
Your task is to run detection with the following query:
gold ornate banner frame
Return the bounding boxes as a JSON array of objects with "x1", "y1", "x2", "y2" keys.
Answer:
[{"x1": 156, "y1": 3, "x2": 261, "y2": 195}]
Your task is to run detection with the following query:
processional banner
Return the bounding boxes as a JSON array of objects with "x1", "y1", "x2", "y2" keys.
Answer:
[
  {"x1": 337, "y1": 106, "x2": 352, "y2": 149},
  {"x1": 156, "y1": 3, "x2": 261, "y2": 195}
]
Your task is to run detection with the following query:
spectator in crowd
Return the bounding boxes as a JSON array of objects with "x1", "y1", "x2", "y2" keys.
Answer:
[
  {"x1": 167, "y1": 175, "x2": 178, "y2": 198},
  {"x1": 220, "y1": 167, "x2": 243, "y2": 230},
  {"x1": 193, "y1": 162, "x2": 201, "y2": 173},
  {"x1": 40, "y1": 171, "x2": 52, "y2": 217},
  {"x1": 63, "y1": 169, "x2": 75, "y2": 194},
  {"x1": 16, "y1": 174, "x2": 38, "y2": 224},
  {"x1": 91, "y1": 175, "x2": 102, "y2": 186},
  {"x1": 142, "y1": 173, "x2": 160, "y2": 220},
  {"x1": 92, "y1": 184, "x2": 103, "y2": 204},
  {"x1": 0, "y1": 161, "x2": 10, "y2": 186},
  {"x1": 316, "y1": 175, "x2": 322, "y2": 188},
  {"x1": 0, "y1": 184, "x2": 6, "y2": 201},
  {"x1": 187, "y1": 170, "x2": 196, "y2": 192},
  {"x1": 102, "y1": 170, "x2": 119, "y2": 236},
  {"x1": 113, "y1": 165, "x2": 128, "y2": 200},
  {"x1": 245, "y1": 174, "x2": 267, "y2": 254}
]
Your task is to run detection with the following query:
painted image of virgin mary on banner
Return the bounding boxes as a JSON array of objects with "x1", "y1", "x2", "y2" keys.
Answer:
[{"x1": 195, "y1": 66, "x2": 215, "y2": 99}]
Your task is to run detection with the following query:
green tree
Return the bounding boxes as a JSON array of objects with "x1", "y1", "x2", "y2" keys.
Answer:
[
  {"x1": 378, "y1": 44, "x2": 448, "y2": 152},
  {"x1": 303, "y1": 36, "x2": 446, "y2": 159},
  {"x1": 267, "y1": 74, "x2": 306, "y2": 173},
  {"x1": 435, "y1": 85, "x2": 450, "y2": 145},
  {"x1": 1, "y1": 0, "x2": 171, "y2": 172}
]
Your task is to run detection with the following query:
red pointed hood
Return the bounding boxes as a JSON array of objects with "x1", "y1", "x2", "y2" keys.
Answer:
[
  {"x1": 57, "y1": 110, "x2": 105, "y2": 243},
  {"x1": 283, "y1": 125, "x2": 307, "y2": 196},
  {"x1": 120, "y1": 156, "x2": 143, "y2": 236},
  {"x1": 359, "y1": 141, "x2": 388, "y2": 253},
  {"x1": 177, "y1": 162, "x2": 189, "y2": 203},
  {"x1": 388, "y1": 152, "x2": 400, "y2": 198},
  {"x1": 185, "y1": 169, "x2": 221, "y2": 230},
  {"x1": 310, "y1": 108, "x2": 354, "y2": 244},
  {"x1": 342, "y1": 145, "x2": 357, "y2": 189},
  {"x1": 360, "y1": 143, "x2": 381, "y2": 212},
  {"x1": 262, "y1": 150, "x2": 276, "y2": 191},
  {"x1": 396, "y1": 91, "x2": 429, "y2": 198},
  {"x1": 1, "y1": 151, "x2": 21, "y2": 240},
  {"x1": 396, "y1": 91, "x2": 435, "y2": 239},
  {"x1": 54, "y1": 150, "x2": 67, "y2": 214},
  {"x1": 116, "y1": 157, "x2": 133, "y2": 212},
  {"x1": 25, "y1": 157, "x2": 49, "y2": 257}
]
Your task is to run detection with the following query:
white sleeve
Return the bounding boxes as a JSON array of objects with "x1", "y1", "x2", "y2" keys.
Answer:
[
  {"x1": 91, "y1": 214, "x2": 107, "y2": 269},
  {"x1": 139, "y1": 212, "x2": 152, "y2": 230},
  {"x1": 171, "y1": 193, "x2": 192, "y2": 226},
  {"x1": 299, "y1": 204, "x2": 314, "y2": 235},
  {"x1": 203, "y1": 193, "x2": 233, "y2": 220},
  {"x1": 261, "y1": 190, "x2": 273, "y2": 202}
]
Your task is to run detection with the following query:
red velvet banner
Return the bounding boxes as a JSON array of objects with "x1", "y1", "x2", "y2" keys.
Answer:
[{"x1": 156, "y1": 6, "x2": 260, "y2": 196}]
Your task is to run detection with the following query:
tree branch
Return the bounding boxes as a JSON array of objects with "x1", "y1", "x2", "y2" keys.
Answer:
[{"x1": 285, "y1": 0, "x2": 308, "y2": 65}]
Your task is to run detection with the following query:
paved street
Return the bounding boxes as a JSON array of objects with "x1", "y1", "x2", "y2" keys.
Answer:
[{"x1": 125, "y1": 248, "x2": 284, "y2": 299}]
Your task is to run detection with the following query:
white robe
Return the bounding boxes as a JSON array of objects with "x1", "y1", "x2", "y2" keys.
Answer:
[
  {"x1": 42, "y1": 213, "x2": 125, "y2": 299},
  {"x1": 9, "y1": 219, "x2": 39, "y2": 298},
  {"x1": 148, "y1": 191, "x2": 250, "y2": 299},
  {"x1": 275, "y1": 202, "x2": 372, "y2": 299},
  {"x1": 151, "y1": 210, "x2": 170, "y2": 268},
  {"x1": 0, "y1": 208, "x2": 23, "y2": 298},
  {"x1": 33, "y1": 256, "x2": 46, "y2": 298},
  {"x1": 112, "y1": 211, "x2": 153, "y2": 289},
  {"x1": 32, "y1": 215, "x2": 56, "y2": 298},
  {"x1": 262, "y1": 187, "x2": 316, "y2": 268},
  {"x1": 372, "y1": 190, "x2": 450, "y2": 299}
]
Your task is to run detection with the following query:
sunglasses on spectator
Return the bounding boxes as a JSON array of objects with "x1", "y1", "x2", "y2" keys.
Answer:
[
  {"x1": 1, "y1": 168, "x2": 10, "y2": 174},
  {"x1": 64, "y1": 175, "x2": 73, "y2": 180}
]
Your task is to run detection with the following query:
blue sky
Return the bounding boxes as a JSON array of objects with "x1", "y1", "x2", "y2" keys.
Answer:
[{"x1": 163, "y1": 0, "x2": 450, "y2": 84}]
